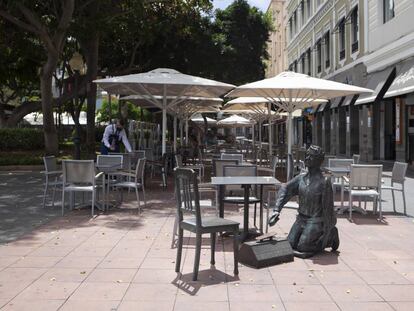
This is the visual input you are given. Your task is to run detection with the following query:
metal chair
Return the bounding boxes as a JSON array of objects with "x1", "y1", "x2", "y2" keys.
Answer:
[
  {"x1": 61, "y1": 160, "x2": 104, "y2": 216},
  {"x1": 113, "y1": 158, "x2": 146, "y2": 212},
  {"x1": 258, "y1": 155, "x2": 279, "y2": 177},
  {"x1": 353, "y1": 154, "x2": 361, "y2": 164},
  {"x1": 148, "y1": 153, "x2": 168, "y2": 189},
  {"x1": 221, "y1": 153, "x2": 243, "y2": 164},
  {"x1": 328, "y1": 158, "x2": 354, "y2": 204},
  {"x1": 347, "y1": 164, "x2": 383, "y2": 221},
  {"x1": 174, "y1": 168, "x2": 239, "y2": 281},
  {"x1": 41, "y1": 156, "x2": 62, "y2": 208},
  {"x1": 175, "y1": 154, "x2": 204, "y2": 178},
  {"x1": 382, "y1": 162, "x2": 408, "y2": 215}
]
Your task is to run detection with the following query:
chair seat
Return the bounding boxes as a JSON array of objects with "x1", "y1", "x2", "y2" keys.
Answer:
[
  {"x1": 64, "y1": 185, "x2": 96, "y2": 192},
  {"x1": 350, "y1": 189, "x2": 379, "y2": 196},
  {"x1": 381, "y1": 185, "x2": 402, "y2": 191},
  {"x1": 223, "y1": 196, "x2": 261, "y2": 203},
  {"x1": 182, "y1": 216, "x2": 239, "y2": 230},
  {"x1": 113, "y1": 181, "x2": 142, "y2": 188}
]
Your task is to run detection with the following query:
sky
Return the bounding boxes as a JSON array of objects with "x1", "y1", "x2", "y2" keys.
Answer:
[{"x1": 212, "y1": 0, "x2": 271, "y2": 12}]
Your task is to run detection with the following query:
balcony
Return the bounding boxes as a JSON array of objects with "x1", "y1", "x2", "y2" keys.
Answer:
[
  {"x1": 339, "y1": 49, "x2": 345, "y2": 60},
  {"x1": 352, "y1": 41, "x2": 359, "y2": 53}
]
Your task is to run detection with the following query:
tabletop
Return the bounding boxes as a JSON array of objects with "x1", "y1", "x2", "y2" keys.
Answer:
[{"x1": 211, "y1": 176, "x2": 280, "y2": 186}]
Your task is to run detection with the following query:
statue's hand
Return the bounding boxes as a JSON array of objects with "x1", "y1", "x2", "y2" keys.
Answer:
[{"x1": 268, "y1": 211, "x2": 280, "y2": 227}]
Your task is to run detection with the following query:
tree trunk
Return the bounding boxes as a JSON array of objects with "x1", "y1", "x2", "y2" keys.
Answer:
[
  {"x1": 41, "y1": 57, "x2": 59, "y2": 155},
  {"x1": 83, "y1": 34, "x2": 99, "y2": 159}
]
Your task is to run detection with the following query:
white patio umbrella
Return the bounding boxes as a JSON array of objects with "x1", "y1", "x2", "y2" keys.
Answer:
[
  {"x1": 190, "y1": 114, "x2": 216, "y2": 125},
  {"x1": 217, "y1": 114, "x2": 255, "y2": 127},
  {"x1": 226, "y1": 71, "x2": 373, "y2": 179},
  {"x1": 95, "y1": 68, "x2": 234, "y2": 154}
]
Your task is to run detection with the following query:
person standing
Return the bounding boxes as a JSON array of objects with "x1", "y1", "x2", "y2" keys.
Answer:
[{"x1": 101, "y1": 119, "x2": 132, "y2": 155}]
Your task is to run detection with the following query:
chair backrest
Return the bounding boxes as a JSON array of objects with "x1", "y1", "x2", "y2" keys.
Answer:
[
  {"x1": 130, "y1": 150, "x2": 146, "y2": 169},
  {"x1": 224, "y1": 165, "x2": 257, "y2": 193},
  {"x1": 391, "y1": 162, "x2": 408, "y2": 184},
  {"x1": 174, "y1": 168, "x2": 201, "y2": 226},
  {"x1": 62, "y1": 160, "x2": 96, "y2": 185},
  {"x1": 322, "y1": 155, "x2": 336, "y2": 168},
  {"x1": 43, "y1": 156, "x2": 57, "y2": 172},
  {"x1": 109, "y1": 152, "x2": 130, "y2": 170},
  {"x1": 97, "y1": 155, "x2": 123, "y2": 170},
  {"x1": 353, "y1": 154, "x2": 361, "y2": 164},
  {"x1": 175, "y1": 154, "x2": 183, "y2": 168},
  {"x1": 221, "y1": 153, "x2": 243, "y2": 163},
  {"x1": 135, "y1": 158, "x2": 146, "y2": 183},
  {"x1": 213, "y1": 159, "x2": 238, "y2": 177},
  {"x1": 349, "y1": 164, "x2": 382, "y2": 189},
  {"x1": 328, "y1": 158, "x2": 354, "y2": 169}
]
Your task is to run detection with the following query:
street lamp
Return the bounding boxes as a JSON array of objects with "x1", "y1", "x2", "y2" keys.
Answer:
[{"x1": 69, "y1": 52, "x2": 85, "y2": 160}]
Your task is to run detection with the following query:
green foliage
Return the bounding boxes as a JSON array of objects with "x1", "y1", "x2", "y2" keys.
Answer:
[
  {"x1": 0, "y1": 128, "x2": 44, "y2": 150},
  {"x1": 0, "y1": 152, "x2": 43, "y2": 166},
  {"x1": 96, "y1": 98, "x2": 152, "y2": 123}
]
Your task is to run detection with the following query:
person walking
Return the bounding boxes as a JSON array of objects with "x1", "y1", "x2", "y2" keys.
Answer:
[{"x1": 101, "y1": 119, "x2": 132, "y2": 155}]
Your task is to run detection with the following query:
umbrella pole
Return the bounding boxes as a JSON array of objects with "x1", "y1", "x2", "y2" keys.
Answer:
[
  {"x1": 287, "y1": 111, "x2": 293, "y2": 180},
  {"x1": 162, "y1": 85, "x2": 167, "y2": 155},
  {"x1": 259, "y1": 120, "x2": 262, "y2": 148},
  {"x1": 173, "y1": 116, "x2": 177, "y2": 153},
  {"x1": 268, "y1": 103, "x2": 272, "y2": 156},
  {"x1": 252, "y1": 124, "x2": 255, "y2": 147},
  {"x1": 180, "y1": 119, "x2": 183, "y2": 144},
  {"x1": 185, "y1": 119, "x2": 189, "y2": 145}
]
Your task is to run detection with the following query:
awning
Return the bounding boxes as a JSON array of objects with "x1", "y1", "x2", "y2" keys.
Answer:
[
  {"x1": 318, "y1": 102, "x2": 328, "y2": 112},
  {"x1": 342, "y1": 95, "x2": 358, "y2": 106},
  {"x1": 330, "y1": 96, "x2": 344, "y2": 109},
  {"x1": 384, "y1": 59, "x2": 414, "y2": 98},
  {"x1": 355, "y1": 67, "x2": 396, "y2": 105}
]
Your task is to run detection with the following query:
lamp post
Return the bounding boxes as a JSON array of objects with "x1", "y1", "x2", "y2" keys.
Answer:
[{"x1": 69, "y1": 52, "x2": 85, "y2": 160}]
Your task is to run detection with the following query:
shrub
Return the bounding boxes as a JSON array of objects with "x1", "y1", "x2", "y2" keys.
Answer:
[{"x1": 0, "y1": 128, "x2": 44, "y2": 150}]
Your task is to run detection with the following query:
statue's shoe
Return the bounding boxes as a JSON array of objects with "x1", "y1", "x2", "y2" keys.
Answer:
[
  {"x1": 329, "y1": 227, "x2": 340, "y2": 251},
  {"x1": 293, "y1": 250, "x2": 314, "y2": 259}
]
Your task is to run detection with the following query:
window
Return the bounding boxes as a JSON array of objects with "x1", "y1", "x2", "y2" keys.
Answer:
[
  {"x1": 338, "y1": 19, "x2": 345, "y2": 60},
  {"x1": 306, "y1": 0, "x2": 311, "y2": 20},
  {"x1": 293, "y1": 11, "x2": 297, "y2": 35},
  {"x1": 383, "y1": 0, "x2": 395, "y2": 23},
  {"x1": 316, "y1": 40, "x2": 322, "y2": 73},
  {"x1": 324, "y1": 31, "x2": 330, "y2": 68},
  {"x1": 293, "y1": 61, "x2": 298, "y2": 72},
  {"x1": 306, "y1": 48, "x2": 312, "y2": 76},
  {"x1": 300, "y1": 1, "x2": 305, "y2": 27},
  {"x1": 351, "y1": 6, "x2": 359, "y2": 53},
  {"x1": 300, "y1": 54, "x2": 305, "y2": 73},
  {"x1": 289, "y1": 18, "x2": 293, "y2": 40}
]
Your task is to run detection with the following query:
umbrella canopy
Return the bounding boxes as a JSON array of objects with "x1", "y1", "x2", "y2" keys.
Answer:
[
  {"x1": 217, "y1": 114, "x2": 255, "y2": 127},
  {"x1": 226, "y1": 71, "x2": 373, "y2": 180},
  {"x1": 190, "y1": 114, "x2": 216, "y2": 125},
  {"x1": 95, "y1": 68, "x2": 234, "y2": 154}
]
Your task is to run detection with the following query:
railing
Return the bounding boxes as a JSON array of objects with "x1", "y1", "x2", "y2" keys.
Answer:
[
  {"x1": 352, "y1": 41, "x2": 359, "y2": 53},
  {"x1": 339, "y1": 49, "x2": 345, "y2": 60}
]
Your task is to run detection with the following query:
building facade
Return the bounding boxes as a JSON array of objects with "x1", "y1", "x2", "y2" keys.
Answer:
[
  {"x1": 284, "y1": 0, "x2": 414, "y2": 164},
  {"x1": 266, "y1": 0, "x2": 287, "y2": 78}
]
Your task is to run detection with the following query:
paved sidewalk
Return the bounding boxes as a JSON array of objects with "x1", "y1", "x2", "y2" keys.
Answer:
[{"x1": 0, "y1": 174, "x2": 413, "y2": 311}]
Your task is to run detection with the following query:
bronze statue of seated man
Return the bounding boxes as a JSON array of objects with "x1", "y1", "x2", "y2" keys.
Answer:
[{"x1": 268, "y1": 145, "x2": 339, "y2": 258}]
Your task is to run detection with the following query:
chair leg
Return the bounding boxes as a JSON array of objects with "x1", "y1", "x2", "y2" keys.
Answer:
[
  {"x1": 92, "y1": 190, "x2": 95, "y2": 217},
  {"x1": 349, "y1": 194, "x2": 352, "y2": 221},
  {"x1": 253, "y1": 203, "x2": 257, "y2": 227},
  {"x1": 266, "y1": 207, "x2": 269, "y2": 233},
  {"x1": 171, "y1": 215, "x2": 178, "y2": 249},
  {"x1": 135, "y1": 187, "x2": 141, "y2": 213},
  {"x1": 42, "y1": 178, "x2": 49, "y2": 208},
  {"x1": 175, "y1": 228, "x2": 184, "y2": 272},
  {"x1": 210, "y1": 233, "x2": 216, "y2": 265},
  {"x1": 402, "y1": 186, "x2": 407, "y2": 215},
  {"x1": 52, "y1": 177, "x2": 58, "y2": 207},
  {"x1": 193, "y1": 233, "x2": 202, "y2": 281},
  {"x1": 233, "y1": 229, "x2": 239, "y2": 276},
  {"x1": 378, "y1": 194, "x2": 382, "y2": 221},
  {"x1": 142, "y1": 186, "x2": 146, "y2": 207},
  {"x1": 391, "y1": 189, "x2": 396, "y2": 213},
  {"x1": 61, "y1": 190, "x2": 65, "y2": 216}
]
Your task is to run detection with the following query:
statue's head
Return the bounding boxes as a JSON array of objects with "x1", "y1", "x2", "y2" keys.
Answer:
[{"x1": 304, "y1": 145, "x2": 325, "y2": 169}]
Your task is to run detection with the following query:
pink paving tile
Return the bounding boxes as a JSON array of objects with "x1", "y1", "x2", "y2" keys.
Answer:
[
  {"x1": 0, "y1": 257, "x2": 20, "y2": 269},
  {"x1": 85, "y1": 268, "x2": 136, "y2": 283},
  {"x1": 271, "y1": 270, "x2": 320, "y2": 285},
  {"x1": 341, "y1": 259, "x2": 394, "y2": 271},
  {"x1": 174, "y1": 301, "x2": 230, "y2": 311},
  {"x1": 389, "y1": 302, "x2": 414, "y2": 311},
  {"x1": 0, "y1": 282, "x2": 32, "y2": 300},
  {"x1": 10, "y1": 256, "x2": 61, "y2": 268},
  {"x1": 133, "y1": 268, "x2": 180, "y2": 284},
  {"x1": 305, "y1": 257, "x2": 352, "y2": 271},
  {"x1": 98, "y1": 257, "x2": 144, "y2": 269},
  {"x1": 227, "y1": 284, "x2": 280, "y2": 302},
  {"x1": 37, "y1": 268, "x2": 91, "y2": 282},
  {"x1": 336, "y1": 302, "x2": 394, "y2": 311},
  {"x1": 117, "y1": 300, "x2": 175, "y2": 311},
  {"x1": 54, "y1": 255, "x2": 103, "y2": 269},
  {"x1": 324, "y1": 284, "x2": 384, "y2": 302},
  {"x1": 385, "y1": 259, "x2": 414, "y2": 273},
  {"x1": 0, "y1": 246, "x2": 38, "y2": 257},
  {"x1": 140, "y1": 257, "x2": 176, "y2": 269},
  {"x1": 15, "y1": 281, "x2": 80, "y2": 300},
  {"x1": 27, "y1": 246, "x2": 74, "y2": 257},
  {"x1": 1, "y1": 299, "x2": 65, "y2": 311},
  {"x1": 284, "y1": 302, "x2": 340, "y2": 311},
  {"x1": 0, "y1": 267, "x2": 47, "y2": 283},
  {"x1": 123, "y1": 283, "x2": 177, "y2": 302},
  {"x1": 369, "y1": 250, "x2": 414, "y2": 260},
  {"x1": 372, "y1": 285, "x2": 414, "y2": 301},
  {"x1": 229, "y1": 301, "x2": 285, "y2": 311},
  {"x1": 68, "y1": 282, "x2": 129, "y2": 301},
  {"x1": 176, "y1": 283, "x2": 228, "y2": 302},
  {"x1": 59, "y1": 299, "x2": 120, "y2": 311},
  {"x1": 267, "y1": 259, "x2": 309, "y2": 272},
  {"x1": 70, "y1": 246, "x2": 112, "y2": 257},
  {"x1": 277, "y1": 285, "x2": 332, "y2": 303},
  {"x1": 357, "y1": 270, "x2": 411, "y2": 285},
  {"x1": 314, "y1": 270, "x2": 365, "y2": 285},
  {"x1": 233, "y1": 267, "x2": 274, "y2": 285}
]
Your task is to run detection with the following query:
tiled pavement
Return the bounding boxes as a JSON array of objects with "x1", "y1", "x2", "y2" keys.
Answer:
[{"x1": 0, "y1": 171, "x2": 414, "y2": 310}]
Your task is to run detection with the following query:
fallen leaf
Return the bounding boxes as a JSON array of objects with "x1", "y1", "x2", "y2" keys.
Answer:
[
  {"x1": 297, "y1": 290, "x2": 303, "y2": 293},
  {"x1": 346, "y1": 289, "x2": 351, "y2": 294},
  {"x1": 293, "y1": 282, "x2": 296, "y2": 285},
  {"x1": 271, "y1": 304, "x2": 276, "y2": 309},
  {"x1": 50, "y1": 277, "x2": 56, "y2": 281},
  {"x1": 249, "y1": 278, "x2": 254, "y2": 282},
  {"x1": 235, "y1": 283, "x2": 239, "y2": 287},
  {"x1": 308, "y1": 274, "x2": 313, "y2": 278},
  {"x1": 80, "y1": 271, "x2": 86, "y2": 275},
  {"x1": 393, "y1": 260, "x2": 398, "y2": 264},
  {"x1": 116, "y1": 280, "x2": 123, "y2": 283}
]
